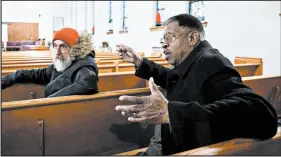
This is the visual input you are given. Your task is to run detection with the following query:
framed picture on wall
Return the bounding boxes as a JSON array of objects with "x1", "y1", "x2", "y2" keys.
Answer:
[{"x1": 53, "y1": 17, "x2": 64, "y2": 31}]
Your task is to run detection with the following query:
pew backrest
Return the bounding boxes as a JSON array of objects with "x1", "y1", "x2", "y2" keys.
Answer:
[
  {"x1": 2, "y1": 71, "x2": 146, "y2": 102},
  {"x1": 115, "y1": 75, "x2": 281, "y2": 155},
  {"x1": 172, "y1": 127, "x2": 281, "y2": 155},
  {"x1": 116, "y1": 127, "x2": 281, "y2": 155},
  {"x1": 2, "y1": 88, "x2": 156, "y2": 155},
  {"x1": 2, "y1": 75, "x2": 281, "y2": 155}
]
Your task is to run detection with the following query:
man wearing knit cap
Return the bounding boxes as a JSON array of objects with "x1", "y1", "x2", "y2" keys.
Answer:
[{"x1": 1, "y1": 28, "x2": 99, "y2": 98}]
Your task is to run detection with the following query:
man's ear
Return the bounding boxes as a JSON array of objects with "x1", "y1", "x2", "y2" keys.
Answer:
[{"x1": 188, "y1": 32, "x2": 200, "y2": 47}]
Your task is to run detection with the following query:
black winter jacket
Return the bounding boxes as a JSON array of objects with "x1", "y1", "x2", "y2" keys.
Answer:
[
  {"x1": 135, "y1": 40, "x2": 277, "y2": 155},
  {"x1": 2, "y1": 53, "x2": 99, "y2": 97}
]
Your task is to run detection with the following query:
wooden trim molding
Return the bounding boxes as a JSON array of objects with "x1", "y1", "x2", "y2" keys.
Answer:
[
  {"x1": 119, "y1": 30, "x2": 128, "y2": 34},
  {"x1": 150, "y1": 26, "x2": 164, "y2": 31}
]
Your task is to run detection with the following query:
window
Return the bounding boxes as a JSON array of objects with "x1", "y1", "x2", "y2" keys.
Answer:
[
  {"x1": 107, "y1": 0, "x2": 113, "y2": 34},
  {"x1": 189, "y1": 1, "x2": 205, "y2": 22},
  {"x1": 121, "y1": 1, "x2": 128, "y2": 31},
  {"x1": 152, "y1": 1, "x2": 190, "y2": 31},
  {"x1": 156, "y1": 0, "x2": 166, "y2": 27}
]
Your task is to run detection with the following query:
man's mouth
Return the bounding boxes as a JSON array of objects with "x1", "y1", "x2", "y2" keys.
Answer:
[
  {"x1": 56, "y1": 55, "x2": 63, "y2": 60},
  {"x1": 163, "y1": 51, "x2": 170, "y2": 60}
]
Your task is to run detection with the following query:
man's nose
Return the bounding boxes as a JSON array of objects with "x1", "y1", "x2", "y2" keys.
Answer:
[
  {"x1": 57, "y1": 46, "x2": 63, "y2": 52},
  {"x1": 162, "y1": 42, "x2": 168, "y2": 49},
  {"x1": 56, "y1": 49, "x2": 62, "y2": 55}
]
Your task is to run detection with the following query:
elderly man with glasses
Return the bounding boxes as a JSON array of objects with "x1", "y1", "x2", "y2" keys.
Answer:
[
  {"x1": 115, "y1": 14, "x2": 277, "y2": 155},
  {"x1": 2, "y1": 28, "x2": 99, "y2": 98}
]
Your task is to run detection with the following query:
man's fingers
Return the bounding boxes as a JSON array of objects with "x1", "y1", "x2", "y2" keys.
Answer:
[
  {"x1": 116, "y1": 46, "x2": 121, "y2": 51},
  {"x1": 126, "y1": 47, "x2": 136, "y2": 58},
  {"x1": 149, "y1": 77, "x2": 160, "y2": 95},
  {"x1": 116, "y1": 44, "x2": 124, "y2": 49},
  {"x1": 118, "y1": 52, "x2": 123, "y2": 58},
  {"x1": 117, "y1": 44, "x2": 133, "y2": 53},
  {"x1": 116, "y1": 44, "x2": 136, "y2": 60},
  {"x1": 115, "y1": 104, "x2": 144, "y2": 113},
  {"x1": 121, "y1": 111, "x2": 134, "y2": 117},
  {"x1": 128, "y1": 116, "x2": 147, "y2": 123},
  {"x1": 119, "y1": 95, "x2": 146, "y2": 104},
  {"x1": 117, "y1": 44, "x2": 127, "y2": 52}
]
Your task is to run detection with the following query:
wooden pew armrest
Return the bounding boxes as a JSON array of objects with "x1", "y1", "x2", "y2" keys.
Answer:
[
  {"x1": 114, "y1": 147, "x2": 147, "y2": 156},
  {"x1": 115, "y1": 127, "x2": 281, "y2": 156},
  {"x1": 173, "y1": 127, "x2": 281, "y2": 155}
]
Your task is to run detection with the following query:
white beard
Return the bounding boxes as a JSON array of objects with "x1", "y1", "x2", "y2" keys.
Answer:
[{"x1": 53, "y1": 56, "x2": 73, "y2": 72}]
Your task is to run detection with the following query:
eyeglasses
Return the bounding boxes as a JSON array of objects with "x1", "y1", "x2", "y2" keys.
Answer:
[
  {"x1": 160, "y1": 31, "x2": 197, "y2": 45},
  {"x1": 160, "y1": 32, "x2": 188, "y2": 44},
  {"x1": 53, "y1": 43, "x2": 69, "y2": 51}
]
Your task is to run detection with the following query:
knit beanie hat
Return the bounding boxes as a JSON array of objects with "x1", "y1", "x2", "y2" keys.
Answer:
[
  {"x1": 52, "y1": 28, "x2": 93, "y2": 60},
  {"x1": 53, "y1": 28, "x2": 79, "y2": 47}
]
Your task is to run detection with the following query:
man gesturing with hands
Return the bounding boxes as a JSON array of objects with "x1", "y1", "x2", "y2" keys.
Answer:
[{"x1": 115, "y1": 14, "x2": 277, "y2": 156}]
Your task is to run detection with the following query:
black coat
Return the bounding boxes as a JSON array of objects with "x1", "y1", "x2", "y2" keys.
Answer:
[
  {"x1": 135, "y1": 41, "x2": 278, "y2": 155},
  {"x1": 2, "y1": 54, "x2": 99, "y2": 97}
]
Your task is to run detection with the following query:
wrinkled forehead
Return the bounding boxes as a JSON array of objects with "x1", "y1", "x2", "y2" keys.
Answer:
[
  {"x1": 53, "y1": 40, "x2": 67, "y2": 45},
  {"x1": 163, "y1": 21, "x2": 187, "y2": 36}
]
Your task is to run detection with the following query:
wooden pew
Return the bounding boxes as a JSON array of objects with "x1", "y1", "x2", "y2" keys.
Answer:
[
  {"x1": 234, "y1": 63, "x2": 262, "y2": 77},
  {"x1": 2, "y1": 88, "x2": 156, "y2": 156},
  {"x1": 1, "y1": 56, "x2": 161, "y2": 64},
  {"x1": 95, "y1": 58, "x2": 166, "y2": 65},
  {"x1": 1, "y1": 57, "x2": 122, "y2": 62},
  {"x1": 2, "y1": 71, "x2": 146, "y2": 102},
  {"x1": 116, "y1": 127, "x2": 281, "y2": 155},
  {"x1": 2, "y1": 75, "x2": 281, "y2": 156},
  {"x1": 1, "y1": 55, "x2": 263, "y2": 77},
  {"x1": 1, "y1": 61, "x2": 170, "y2": 76},
  {"x1": 234, "y1": 56, "x2": 263, "y2": 76},
  {"x1": 1, "y1": 58, "x2": 166, "y2": 66},
  {"x1": 234, "y1": 56, "x2": 263, "y2": 64},
  {"x1": 172, "y1": 127, "x2": 281, "y2": 155},
  {"x1": 2, "y1": 59, "x2": 54, "y2": 65},
  {"x1": 2, "y1": 51, "x2": 144, "y2": 58},
  {"x1": 1, "y1": 61, "x2": 262, "y2": 77},
  {"x1": 1, "y1": 60, "x2": 265, "y2": 102},
  {"x1": 151, "y1": 52, "x2": 163, "y2": 57},
  {"x1": 243, "y1": 76, "x2": 281, "y2": 117},
  {"x1": 115, "y1": 75, "x2": 281, "y2": 155}
]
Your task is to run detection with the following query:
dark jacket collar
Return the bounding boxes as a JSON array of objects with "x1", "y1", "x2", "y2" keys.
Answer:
[{"x1": 174, "y1": 40, "x2": 213, "y2": 78}]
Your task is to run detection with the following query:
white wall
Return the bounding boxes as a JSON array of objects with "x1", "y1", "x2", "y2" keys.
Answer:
[
  {"x1": 2, "y1": 1, "x2": 71, "y2": 44},
  {"x1": 2, "y1": 24, "x2": 8, "y2": 48},
  {"x1": 93, "y1": 1, "x2": 280, "y2": 76},
  {"x1": 204, "y1": 1, "x2": 281, "y2": 76},
  {"x1": 93, "y1": 1, "x2": 188, "y2": 55},
  {"x1": 2, "y1": 1, "x2": 280, "y2": 75}
]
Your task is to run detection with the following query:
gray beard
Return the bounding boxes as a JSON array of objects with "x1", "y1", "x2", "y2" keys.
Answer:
[{"x1": 53, "y1": 57, "x2": 72, "y2": 72}]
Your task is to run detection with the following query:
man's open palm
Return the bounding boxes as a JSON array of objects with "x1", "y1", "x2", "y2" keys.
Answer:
[{"x1": 116, "y1": 77, "x2": 169, "y2": 124}]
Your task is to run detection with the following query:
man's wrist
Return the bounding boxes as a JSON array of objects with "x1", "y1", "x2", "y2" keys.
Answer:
[
  {"x1": 161, "y1": 101, "x2": 170, "y2": 124},
  {"x1": 134, "y1": 57, "x2": 143, "y2": 67},
  {"x1": 162, "y1": 111, "x2": 170, "y2": 123}
]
